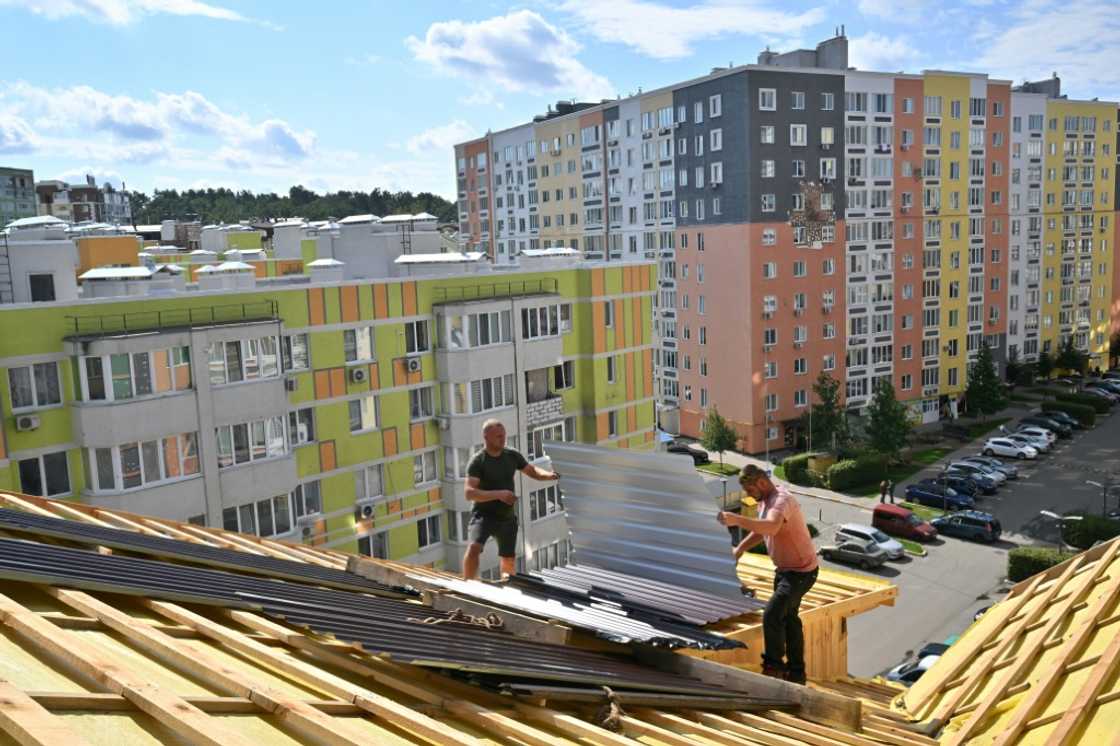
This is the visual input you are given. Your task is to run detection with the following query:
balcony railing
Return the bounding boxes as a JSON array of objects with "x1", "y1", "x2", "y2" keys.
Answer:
[
  {"x1": 432, "y1": 278, "x2": 558, "y2": 304},
  {"x1": 65, "y1": 300, "x2": 279, "y2": 337}
]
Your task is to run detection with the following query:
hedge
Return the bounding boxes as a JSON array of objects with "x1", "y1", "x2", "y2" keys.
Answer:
[
  {"x1": 1062, "y1": 514, "x2": 1120, "y2": 550},
  {"x1": 1055, "y1": 391, "x2": 1111, "y2": 413},
  {"x1": 826, "y1": 456, "x2": 886, "y2": 491},
  {"x1": 781, "y1": 453, "x2": 814, "y2": 487},
  {"x1": 1008, "y1": 547, "x2": 1070, "y2": 582},
  {"x1": 1041, "y1": 400, "x2": 1096, "y2": 427}
]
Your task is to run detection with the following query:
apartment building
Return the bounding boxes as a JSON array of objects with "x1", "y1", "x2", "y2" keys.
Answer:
[
  {"x1": 0, "y1": 220, "x2": 657, "y2": 578},
  {"x1": 0, "y1": 167, "x2": 36, "y2": 227},
  {"x1": 36, "y1": 175, "x2": 132, "y2": 225},
  {"x1": 456, "y1": 34, "x2": 1120, "y2": 453}
]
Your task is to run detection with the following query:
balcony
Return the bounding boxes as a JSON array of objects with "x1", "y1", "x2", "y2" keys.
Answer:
[
  {"x1": 84, "y1": 476, "x2": 207, "y2": 523},
  {"x1": 72, "y1": 390, "x2": 199, "y2": 448},
  {"x1": 210, "y1": 377, "x2": 289, "y2": 428},
  {"x1": 65, "y1": 301, "x2": 279, "y2": 339},
  {"x1": 526, "y1": 395, "x2": 565, "y2": 428},
  {"x1": 218, "y1": 454, "x2": 298, "y2": 504}
]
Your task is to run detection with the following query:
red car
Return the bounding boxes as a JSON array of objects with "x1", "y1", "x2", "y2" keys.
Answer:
[{"x1": 873, "y1": 503, "x2": 937, "y2": 542}]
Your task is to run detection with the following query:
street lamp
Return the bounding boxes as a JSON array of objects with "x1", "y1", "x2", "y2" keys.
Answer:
[
  {"x1": 1086, "y1": 480, "x2": 1119, "y2": 518},
  {"x1": 1039, "y1": 510, "x2": 1083, "y2": 553}
]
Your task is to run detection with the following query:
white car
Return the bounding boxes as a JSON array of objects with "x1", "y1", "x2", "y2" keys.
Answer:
[
  {"x1": 1017, "y1": 426, "x2": 1057, "y2": 446},
  {"x1": 835, "y1": 523, "x2": 905, "y2": 560},
  {"x1": 983, "y1": 437, "x2": 1038, "y2": 460},
  {"x1": 1007, "y1": 432, "x2": 1050, "y2": 452}
]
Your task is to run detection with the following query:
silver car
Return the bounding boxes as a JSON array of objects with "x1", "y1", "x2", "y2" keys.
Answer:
[
  {"x1": 819, "y1": 539, "x2": 888, "y2": 570},
  {"x1": 835, "y1": 523, "x2": 905, "y2": 560}
]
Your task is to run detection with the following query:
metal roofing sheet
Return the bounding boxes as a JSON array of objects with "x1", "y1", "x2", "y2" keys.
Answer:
[{"x1": 543, "y1": 441, "x2": 747, "y2": 600}]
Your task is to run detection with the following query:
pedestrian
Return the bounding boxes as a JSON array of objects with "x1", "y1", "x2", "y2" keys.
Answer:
[
  {"x1": 879, "y1": 480, "x2": 889, "y2": 503},
  {"x1": 718, "y1": 464, "x2": 819, "y2": 684},
  {"x1": 888, "y1": 480, "x2": 896, "y2": 504},
  {"x1": 462, "y1": 419, "x2": 559, "y2": 580}
]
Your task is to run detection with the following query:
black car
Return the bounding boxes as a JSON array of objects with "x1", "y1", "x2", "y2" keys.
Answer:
[
  {"x1": 1020, "y1": 416, "x2": 1071, "y2": 438},
  {"x1": 667, "y1": 442, "x2": 710, "y2": 465},
  {"x1": 937, "y1": 474, "x2": 987, "y2": 497},
  {"x1": 1041, "y1": 410, "x2": 1082, "y2": 430}
]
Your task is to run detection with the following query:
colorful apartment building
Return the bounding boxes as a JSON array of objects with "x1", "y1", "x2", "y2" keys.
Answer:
[
  {"x1": 0, "y1": 222, "x2": 657, "y2": 577},
  {"x1": 456, "y1": 33, "x2": 1120, "y2": 453}
]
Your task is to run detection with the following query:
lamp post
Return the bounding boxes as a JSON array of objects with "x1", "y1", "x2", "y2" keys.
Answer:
[
  {"x1": 1086, "y1": 480, "x2": 1120, "y2": 518},
  {"x1": 1039, "y1": 510, "x2": 1083, "y2": 553}
]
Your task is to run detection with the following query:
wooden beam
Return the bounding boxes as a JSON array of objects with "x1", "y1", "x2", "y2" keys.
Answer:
[
  {"x1": 0, "y1": 593, "x2": 255, "y2": 746},
  {"x1": 1047, "y1": 626, "x2": 1120, "y2": 744},
  {"x1": 24, "y1": 692, "x2": 362, "y2": 715},
  {"x1": 145, "y1": 599, "x2": 481, "y2": 746},
  {"x1": 92, "y1": 510, "x2": 170, "y2": 537},
  {"x1": 0, "y1": 494, "x2": 60, "y2": 519},
  {"x1": 139, "y1": 518, "x2": 219, "y2": 546},
  {"x1": 423, "y1": 589, "x2": 572, "y2": 646},
  {"x1": 46, "y1": 589, "x2": 374, "y2": 746},
  {"x1": 632, "y1": 646, "x2": 861, "y2": 731},
  {"x1": 501, "y1": 684, "x2": 785, "y2": 710},
  {"x1": 0, "y1": 679, "x2": 96, "y2": 746},
  {"x1": 43, "y1": 500, "x2": 115, "y2": 528},
  {"x1": 633, "y1": 709, "x2": 746, "y2": 745}
]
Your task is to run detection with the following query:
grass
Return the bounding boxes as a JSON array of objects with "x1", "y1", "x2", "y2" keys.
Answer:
[
  {"x1": 853, "y1": 446, "x2": 955, "y2": 497},
  {"x1": 697, "y1": 462, "x2": 740, "y2": 476},
  {"x1": 773, "y1": 465, "x2": 787, "y2": 481},
  {"x1": 900, "y1": 501, "x2": 947, "y2": 522},
  {"x1": 899, "y1": 537, "x2": 927, "y2": 557}
]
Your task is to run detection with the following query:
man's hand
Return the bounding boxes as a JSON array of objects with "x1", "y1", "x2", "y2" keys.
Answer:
[
  {"x1": 498, "y1": 490, "x2": 517, "y2": 505},
  {"x1": 717, "y1": 511, "x2": 733, "y2": 526},
  {"x1": 542, "y1": 470, "x2": 560, "y2": 481},
  {"x1": 733, "y1": 544, "x2": 747, "y2": 560}
]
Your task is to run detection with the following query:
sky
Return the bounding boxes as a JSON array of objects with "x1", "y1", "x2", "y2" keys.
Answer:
[{"x1": 1, "y1": 0, "x2": 1117, "y2": 201}]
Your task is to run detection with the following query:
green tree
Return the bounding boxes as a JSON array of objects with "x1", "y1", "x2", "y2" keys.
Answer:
[
  {"x1": 700, "y1": 407, "x2": 738, "y2": 470},
  {"x1": 966, "y1": 342, "x2": 1007, "y2": 421},
  {"x1": 801, "y1": 371, "x2": 849, "y2": 454},
  {"x1": 1056, "y1": 336, "x2": 1087, "y2": 374},
  {"x1": 1004, "y1": 347, "x2": 1021, "y2": 386},
  {"x1": 1036, "y1": 352, "x2": 1053, "y2": 380},
  {"x1": 865, "y1": 378, "x2": 912, "y2": 469}
]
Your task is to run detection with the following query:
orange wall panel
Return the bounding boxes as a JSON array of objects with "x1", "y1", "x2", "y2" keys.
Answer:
[
  {"x1": 319, "y1": 441, "x2": 336, "y2": 472},
  {"x1": 373, "y1": 284, "x2": 389, "y2": 319},
  {"x1": 340, "y1": 285, "x2": 359, "y2": 322},
  {"x1": 642, "y1": 349, "x2": 653, "y2": 397},
  {"x1": 368, "y1": 362, "x2": 380, "y2": 390},
  {"x1": 329, "y1": 368, "x2": 346, "y2": 398},
  {"x1": 313, "y1": 370, "x2": 331, "y2": 400},
  {"x1": 402, "y1": 281, "x2": 418, "y2": 316},
  {"x1": 410, "y1": 422, "x2": 425, "y2": 451},
  {"x1": 383, "y1": 427, "x2": 398, "y2": 456},
  {"x1": 308, "y1": 288, "x2": 326, "y2": 326},
  {"x1": 592, "y1": 302, "x2": 606, "y2": 353}
]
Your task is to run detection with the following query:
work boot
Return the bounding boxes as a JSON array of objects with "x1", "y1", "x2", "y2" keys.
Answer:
[
  {"x1": 760, "y1": 660, "x2": 786, "y2": 680},
  {"x1": 785, "y1": 667, "x2": 807, "y2": 685}
]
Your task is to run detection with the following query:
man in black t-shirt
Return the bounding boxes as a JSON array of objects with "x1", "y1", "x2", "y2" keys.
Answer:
[{"x1": 463, "y1": 419, "x2": 559, "y2": 579}]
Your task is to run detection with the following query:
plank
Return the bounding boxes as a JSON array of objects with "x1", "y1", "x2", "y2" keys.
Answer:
[
  {"x1": 424, "y1": 589, "x2": 572, "y2": 646},
  {"x1": 0, "y1": 679, "x2": 96, "y2": 746},
  {"x1": 0, "y1": 593, "x2": 254, "y2": 746},
  {"x1": 0, "y1": 494, "x2": 58, "y2": 519}
]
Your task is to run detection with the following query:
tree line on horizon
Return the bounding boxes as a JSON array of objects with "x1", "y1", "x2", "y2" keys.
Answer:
[{"x1": 127, "y1": 185, "x2": 457, "y2": 226}]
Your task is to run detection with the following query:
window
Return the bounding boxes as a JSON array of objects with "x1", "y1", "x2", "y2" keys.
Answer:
[
  {"x1": 348, "y1": 395, "x2": 379, "y2": 432},
  {"x1": 694, "y1": 101, "x2": 704, "y2": 123},
  {"x1": 8, "y1": 362, "x2": 61, "y2": 410},
  {"x1": 521, "y1": 304, "x2": 562, "y2": 339},
  {"x1": 794, "y1": 389, "x2": 807, "y2": 407},
  {"x1": 82, "y1": 347, "x2": 192, "y2": 402},
  {"x1": 357, "y1": 531, "x2": 389, "y2": 559},
  {"x1": 28, "y1": 274, "x2": 55, "y2": 302},
  {"x1": 821, "y1": 92, "x2": 834, "y2": 110},
  {"x1": 792, "y1": 91, "x2": 805, "y2": 110},
  {"x1": 761, "y1": 160, "x2": 775, "y2": 178},
  {"x1": 710, "y1": 128, "x2": 722, "y2": 151},
  {"x1": 607, "y1": 356, "x2": 617, "y2": 383},
  {"x1": 86, "y1": 433, "x2": 201, "y2": 493},
  {"x1": 281, "y1": 334, "x2": 310, "y2": 371},
  {"x1": 343, "y1": 327, "x2": 376, "y2": 363},
  {"x1": 604, "y1": 302, "x2": 614, "y2": 328},
  {"x1": 759, "y1": 88, "x2": 776, "y2": 110},
  {"x1": 410, "y1": 386, "x2": 434, "y2": 420},
  {"x1": 761, "y1": 126, "x2": 775, "y2": 144},
  {"x1": 765, "y1": 393, "x2": 778, "y2": 412},
  {"x1": 790, "y1": 124, "x2": 807, "y2": 147},
  {"x1": 709, "y1": 94, "x2": 722, "y2": 117},
  {"x1": 530, "y1": 484, "x2": 563, "y2": 522},
  {"x1": 608, "y1": 410, "x2": 618, "y2": 437},
  {"x1": 413, "y1": 450, "x2": 437, "y2": 485},
  {"x1": 216, "y1": 417, "x2": 287, "y2": 467},
  {"x1": 18, "y1": 451, "x2": 70, "y2": 497},
  {"x1": 417, "y1": 514, "x2": 441, "y2": 549},
  {"x1": 762, "y1": 230, "x2": 776, "y2": 246},
  {"x1": 761, "y1": 194, "x2": 776, "y2": 212},
  {"x1": 208, "y1": 337, "x2": 280, "y2": 384},
  {"x1": 404, "y1": 321, "x2": 430, "y2": 354},
  {"x1": 288, "y1": 408, "x2": 315, "y2": 446},
  {"x1": 762, "y1": 261, "x2": 777, "y2": 278},
  {"x1": 222, "y1": 494, "x2": 293, "y2": 538},
  {"x1": 357, "y1": 463, "x2": 383, "y2": 500},
  {"x1": 710, "y1": 162, "x2": 723, "y2": 184}
]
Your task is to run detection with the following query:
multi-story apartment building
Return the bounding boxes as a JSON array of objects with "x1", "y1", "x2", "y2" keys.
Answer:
[
  {"x1": 0, "y1": 167, "x2": 36, "y2": 227},
  {"x1": 37, "y1": 175, "x2": 132, "y2": 225},
  {"x1": 456, "y1": 34, "x2": 1120, "y2": 453},
  {"x1": 0, "y1": 219, "x2": 656, "y2": 578}
]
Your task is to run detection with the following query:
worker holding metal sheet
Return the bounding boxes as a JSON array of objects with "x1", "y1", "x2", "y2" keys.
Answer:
[
  {"x1": 718, "y1": 464, "x2": 818, "y2": 684},
  {"x1": 463, "y1": 419, "x2": 559, "y2": 580}
]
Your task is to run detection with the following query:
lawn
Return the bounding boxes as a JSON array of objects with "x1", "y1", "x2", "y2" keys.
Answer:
[
  {"x1": 898, "y1": 537, "x2": 927, "y2": 556},
  {"x1": 900, "y1": 501, "x2": 947, "y2": 522},
  {"x1": 697, "y1": 462, "x2": 740, "y2": 476},
  {"x1": 773, "y1": 464, "x2": 787, "y2": 481},
  {"x1": 853, "y1": 446, "x2": 956, "y2": 497}
]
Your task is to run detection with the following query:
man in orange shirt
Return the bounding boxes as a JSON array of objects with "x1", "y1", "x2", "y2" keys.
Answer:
[{"x1": 718, "y1": 464, "x2": 819, "y2": 684}]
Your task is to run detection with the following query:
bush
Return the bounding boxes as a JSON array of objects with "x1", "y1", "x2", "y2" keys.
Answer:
[
  {"x1": 781, "y1": 453, "x2": 814, "y2": 487},
  {"x1": 826, "y1": 456, "x2": 887, "y2": 491},
  {"x1": 1008, "y1": 547, "x2": 1070, "y2": 581},
  {"x1": 1041, "y1": 400, "x2": 1096, "y2": 427},
  {"x1": 1055, "y1": 391, "x2": 1111, "y2": 414},
  {"x1": 1062, "y1": 514, "x2": 1120, "y2": 550}
]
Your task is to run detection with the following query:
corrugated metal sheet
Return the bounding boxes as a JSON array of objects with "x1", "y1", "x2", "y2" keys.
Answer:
[{"x1": 544, "y1": 441, "x2": 747, "y2": 600}]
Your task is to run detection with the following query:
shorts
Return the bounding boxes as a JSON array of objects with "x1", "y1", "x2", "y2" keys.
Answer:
[{"x1": 468, "y1": 514, "x2": 519, "y2": 557}]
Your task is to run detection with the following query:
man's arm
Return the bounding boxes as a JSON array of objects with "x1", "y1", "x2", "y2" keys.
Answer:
[
  {"x1": 733, "y1": 532, "x2": 766, "y2": 559},
  {"x1": 464, "y1": 476, "x2": 515, "y2": 505},
  {"x1": 520, "y1": 464, "x2": 559, "y2": 481},
  {"x1": 718, "y1": 511, "x2": 783, "y2": 536}
]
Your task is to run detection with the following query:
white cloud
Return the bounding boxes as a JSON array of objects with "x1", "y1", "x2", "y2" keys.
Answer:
[
  {"x1": 972, "y1": 0, "x2": 1120, "y2": 100},
  {"x1": 406, "y1": 120, "x2": 474, "y2": 155},
  {"x1": 406, "y1": 10, "x2": 614, "y2": 100},
  {"x1": 0, "y1": 114, "x2": 37, "y2": 153},
  {"x1": 849, "y1": 32, "x2": 922, "y2": 71},
  {"x1": 56, "y1": 167, "x2": 126, "y2": 189},
  {"x1": 559, "y1": 0, "x2": 826, "y2": 59},
  {"x1": 0, "y1": 0, "x2": 281, "y2": 29},
  {"x1": 855, "y1": 0, "x2": 930, "y2": 22}
]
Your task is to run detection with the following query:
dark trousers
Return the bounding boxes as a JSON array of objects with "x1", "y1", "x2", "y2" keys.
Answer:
[{"x1": 762, "y1": 568, "x2": 818, "y2": 673}]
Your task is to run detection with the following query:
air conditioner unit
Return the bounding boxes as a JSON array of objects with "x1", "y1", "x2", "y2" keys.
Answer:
[
  {"x1": 348, "y1": 367, "x2": 367, "y2": 384},
  {"x1": 436, "y1": 415, "x2": 451, "y2": 430},
  {"x1": 901, "y1": 206, "x2": 910, "y2": 213},
  {"x1": 794, "y1": 341, "x2": 805, "y2": 349},
  {"x1": 285, "y1": 378, "x2": 298, "y2": 392},
  {"x1": 901, "y1": 144, "x2": 910, "y2": 151},
  {"x1": 15, "y1": 415, "x2": 39, "y2": 432},
  {"x1": 821, "y1": 177, "x2": 832, "y2": 184},
  {"x1": 794, "y1": 308, "x2": 804, "y2": 316},
  {"x1": 762, "y1": 311, "x2": 774, "y2": 319},
  {"x1": 406, "y1": 357, "x2": 422, "y2": 373},
  {"x1": 821, "y1": 143, "x2": 831, "y2": 151},
  {"x1": 355, "y1": 497, "x2": 377, "y2": 520}
]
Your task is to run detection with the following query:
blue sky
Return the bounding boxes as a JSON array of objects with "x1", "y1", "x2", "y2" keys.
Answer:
[{"x1": 1, "y1": 0, "x2": 1117, "y2": 201}]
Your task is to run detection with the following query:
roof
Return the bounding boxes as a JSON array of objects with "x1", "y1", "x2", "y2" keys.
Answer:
[
  {"x1": 79, "y1": 266, "x2": 154, "y2": 280},
  {"x1": 380, "y1": 213, "x2": 432, "y2": 223},
  {"x1": 0, "y1": 489, "x2": 931, "y2": 746},
  {"x1": 338, "y1": 213, "x2": 379, "y2": 224},
  {"x1": 272, "y1": 219, "x2": 307, "y2": 228},
  {"x1": 394, "y1": 251, "x2": 485, "y2": 264},
  {"x1": 214, "y1": 261, "x2": 255, "y2": 271},
  {"x1": 520, "y1": 247, "x2": 580, "y2": 257},
  {"x1": 899, "y1": 536, "x2": 1120, "y2": 744},
  {"x1": 307, "y1": 258, "x2": 345, "y2": 267},
  {"x1": 5, "y1": 215, "x2": 67, "y2": 230}
]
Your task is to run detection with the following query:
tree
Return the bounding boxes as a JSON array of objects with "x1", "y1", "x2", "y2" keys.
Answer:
[
  {"x1": 865, "y1": 378, "x2": 912, "y2": 469},
  {"x1": 800, "y1": 371, "x2": 849, "y2": 454},
  {"x1": 966, "y1": 342, "x2": 1007, "y2": 421},
  {"x1": 1036, "y1": 352, "x2": 1053, "y2": 380},
  {"x1": 700, "y1": 407, "x2": 738, "y2": 469},
  {"x1": 1056, "y1": 336, "x2": 1087, "y2": 374},
  {"x1": 1005, "y1": 347, "x2": 1021, "y2": 386}
]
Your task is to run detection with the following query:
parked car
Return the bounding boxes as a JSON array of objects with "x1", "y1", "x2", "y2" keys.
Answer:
[
  {"x1": 973, "y1": 606, "x2": 992, "y2": 622},
  {"x1": 1006, "y1": 432, "x2": 1050, "y2": 453},
  {"x1": 873, "y1": 503, "x2": 938, "y2": 542},
  {"x1": 1017, "y1": 426, "x2": 1057, "y2": 447},
  {"x1": 957, "y1": 455, "x2": 1019, "y2": 480},
  {"x1": 1102, "y1": 371, "x2": 1120, "y2": 382},
  {"x1": 834, "y1": 523, "x2": 905, "y2": 560},
  {"x1": 819, "y1": 539, "x2": 889, "y2": 570},
  {"x1": 1083, "y1": 387, "x2": 1119, "y2": 403},
  {"x1": 948, "y1": 461, "x2": 1006, "y2": 487},
  {"x1": 1088, "y1": 380, "x2": 1120, "y2": 395},
  {"x1": 941, "y1": 470, "x2": 993, "y2": 496},
  {"x1": 1041, "y1": 410, "x2": 1082, "y2": 430},
  {"x1": 931, "y1": 510, "x2": 1002, "y2": 543},
  {"x1": 905, "y1": 481, "x2": 976, "y2": 511},
  {"x1": 983, "y1": 437, "x2": 1038, "y2": 460},
  {"x1": 918, "y1": 642, "x2": 951, "y2": 658},
  {"x1": 886, "y1": 654, "x2": 941, "y2": 686},
  {"x1": 666, "y1": 441, "x2": 710, "y2": 465},
  {"x1": 1020, "y1": 415, "x2": 1071, "y2": 438}
]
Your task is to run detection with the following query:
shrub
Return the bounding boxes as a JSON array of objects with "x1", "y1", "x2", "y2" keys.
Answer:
[
  {"x1": 1055, "y1": 391, "x2": 1111, "y2": 414},
  {"x1": 1041, "y1": 400, "x2": 1096, "y2": 427},
  {"x1": 781, "y1": 453, "x2": 814, "y2": 487},
  {"x1": 1062, "y1": 514, "x2": 1120, "y2": 550},
  {"x1": 826, "y1": 456, "x2": 887, "y2": 491},
  {"x1": 1008, "y1": 547, "x2": 1070, "y2": 582}
]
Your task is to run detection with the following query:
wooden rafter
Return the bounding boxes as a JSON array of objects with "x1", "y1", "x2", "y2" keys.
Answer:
[{"x1": 0, "y1": 679, "x2": 96, "y2": 746}]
